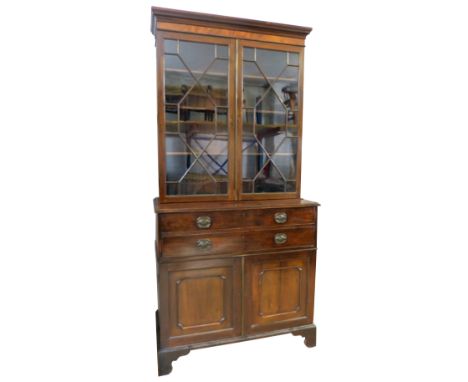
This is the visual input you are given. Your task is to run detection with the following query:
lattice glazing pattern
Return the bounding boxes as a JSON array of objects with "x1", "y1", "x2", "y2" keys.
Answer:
[
  {"x1": 164, "y1": 39, "x2": 230, "y2": 195},
  {"x1": 242, "y1": 47, "x2": 299, "y2": 193}
]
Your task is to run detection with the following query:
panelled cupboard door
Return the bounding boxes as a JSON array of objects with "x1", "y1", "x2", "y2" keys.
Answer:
[
  {"x1": 157, "y1": 32, "x2": 236, "y2": 202},
  {"x1": 237, "y1": 40, "x2": 304, "y2": 200},
  {"x1": 159, "y1": 258, "x2": 242, "y2": 347},
  {"x1": 244, "y1": 251, "x2": 315, "y2": 334}
]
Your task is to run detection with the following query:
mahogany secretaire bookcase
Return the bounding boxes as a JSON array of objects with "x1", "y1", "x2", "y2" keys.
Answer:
[{"x1": 151, "y1": 7, "x2": 319, "y2": 376}]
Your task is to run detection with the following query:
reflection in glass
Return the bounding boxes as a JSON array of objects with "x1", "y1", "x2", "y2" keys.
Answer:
[
  {"x1": 242, "y1": 47, "x2": 299, "y2": 193},
  {"x1": 164, "y1": 40, "x2": 229, "y2": 195}
]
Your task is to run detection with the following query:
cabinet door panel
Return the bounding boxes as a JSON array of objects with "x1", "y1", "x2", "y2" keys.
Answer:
[
  {"x1": 159, "y1": 258, "x2": 241, "y2": 347},
  {"x1": 244, "y1": 251, "x2": 315, "y2": 334},
  {"x1": 238, "y1": 41, "x2": 303, "y2": 199},
  {"x1": 158, "y1": 32, "x2": 235, "y2": 202}
]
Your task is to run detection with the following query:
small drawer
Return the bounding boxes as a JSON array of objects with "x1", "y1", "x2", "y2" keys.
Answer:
[
  {"x1": 245, "y1": 226, "x2": 316, "y2": 252},
  {"x1": 161, "y1": 233, "x2": 243, "y2": 258},
  {"x1": 159, "y1": 211, "x2": 243, "y2": 233},
  {"x1": 244, "y1": 207, "x2": 316, "y2": 227}
]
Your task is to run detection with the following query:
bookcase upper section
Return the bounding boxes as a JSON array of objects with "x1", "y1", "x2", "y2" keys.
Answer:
[{"x1": 152, "y1": 7, "x2": 312, "y2": 203}]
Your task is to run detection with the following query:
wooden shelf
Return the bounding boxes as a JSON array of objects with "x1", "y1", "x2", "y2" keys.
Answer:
[
  {"x1": 166, "y1": 173, "x2": 229, "y2": 182},
  {"x1": 165, "y1": 68, "x2": 228, "y2": 77},
  {"x1": 165, "y1": 92, "x2": 228, "y2": 101},
  {"x1": 166, "y1": 120, "x2": 227, "y2": 126},
  {"x1": 244, "y1": 109, "x2": 298, "y2": 114},
  {"x1": 243, "y1": 74, "x2": 297, "y2": 82},
  {"x1": 244, "y1": 123, "x2": 295, "y2": 129},
  {"x1": 165, "y1": 68, "x2": 296, "y2": 82},
  {"x1": 166, "y1": 151, "x2": 227, "y2": 155},
  {"x1": 243, "y1": 153, "x2": 295, "y2": 156}
]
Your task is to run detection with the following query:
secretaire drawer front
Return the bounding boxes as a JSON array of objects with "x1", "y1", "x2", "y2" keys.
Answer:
[
  {"x1": 161, "y1": 233, "x2": 243, "y2": 258},
  {"x1": 159, "y1": 211, "x2": 243, "y2": 233},
  {"x1": 245, "y1": 226, "x2": 316, "y2": 252},
  {"x1": 244, "y1": 207, "x2": 316, "y2": 227}
]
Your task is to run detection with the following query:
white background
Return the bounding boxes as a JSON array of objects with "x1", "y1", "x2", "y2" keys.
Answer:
[{"x1": 1, "y1": 0, "x2": 468, "y2": 381}]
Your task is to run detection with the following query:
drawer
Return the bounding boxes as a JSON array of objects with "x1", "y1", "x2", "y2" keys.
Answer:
[
  {"x1": 245, "y1": 226, "x2": 316, "y2": 252},
  {"x1": 161, "y1": 232, "x2": 243, "y2": 258},
  {"x1": 244, "y1": 207, "x2": 316, "y2": 227},
  {"x1": 159, "y1": 211, "x2": 243, "y2": 233}
]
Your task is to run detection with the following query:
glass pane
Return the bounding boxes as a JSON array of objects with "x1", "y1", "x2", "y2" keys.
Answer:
[
  {"x1": 277, "y1": 66, "x2": 300, "y2": 111},
  {"x1": 244, "y1": 47, "x2": 255, "y2": 61},
  {"x1": 198, "y1": 59, "x2": 229, "y2": 107},
  {"x1": 179, "y1": 41, "x2": 215, "y2": 76},
  {"x1": 163, "y1": 38, "x2": 230, "y2": 196},
  {"x1": 242, "y1": 61, "x2": 269, "y2": 108},
  {"x1": 256, "y1": 49, "x2": 287, "y2": 79},
  {"x1": 216, "y1": 107, "x2": 229, "y2": 135},
  {"x1": 243, "y1": 108, "x2": 254, "y2": 135},
  {"x1": 271, "y1": 138, "x2": 298, "y2": 180},
  {"x1": 242, "y1": 47, "x2": 299, "y2": 194},
  {"x1": 288, "y1": 52, "x2": 299, "y2": 66},
  {"x1": 164, "y1": 55, "x2": 195, "y2": 104},
  {"x1": 216, "y1": 45, "x2": 228, "y2": 59},
  {"x1": 164, "y1": 39, "x2": 178, "y2": 54}
]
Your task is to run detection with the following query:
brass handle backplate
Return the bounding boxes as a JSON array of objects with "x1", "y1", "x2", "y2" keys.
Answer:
[
  {"x1": 196, "y1": 239, "x2": 212, "y2": 250},
  {"x1": 274, "y1": 233, "x2": 288, "y2": 245},
  {"x1": 274, "y1": 212, "x2": 288, "y2": 224},
  {"x1": 196, "y1": 215, "x2": 212, "y2": 229}
]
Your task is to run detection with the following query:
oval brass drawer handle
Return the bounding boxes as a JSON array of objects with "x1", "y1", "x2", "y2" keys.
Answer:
[
  {"x1": 196, "y1": 239, "x2": 212, "y2": 250},
  {"x1": 274, "y1": 233, "x2": 288, "y2": 245},
  {"x1": 274, "y1": 212, "x2": 288, "y2": 224},
  {"x1": 196, "y1": 215, "x2": 212, "y2": 229}
]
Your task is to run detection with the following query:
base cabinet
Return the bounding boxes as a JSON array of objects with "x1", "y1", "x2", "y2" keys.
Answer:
[{"x1": 155, "y1": 199, "x2": 318, "y2": 376}]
